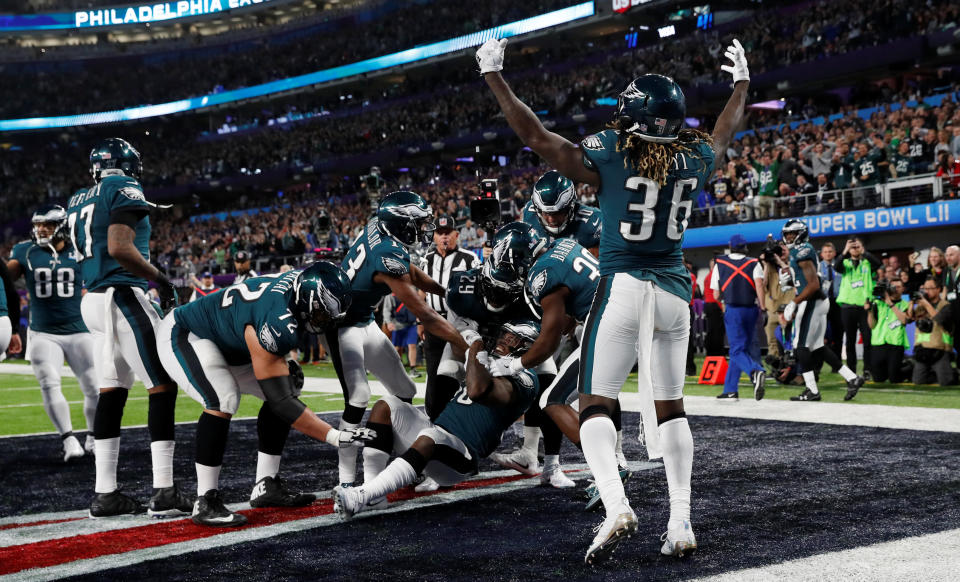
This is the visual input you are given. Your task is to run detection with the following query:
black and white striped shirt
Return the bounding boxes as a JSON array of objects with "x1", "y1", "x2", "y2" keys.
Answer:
[{"x1": 421, "y1": 247, "x2": 479, "y2": 315}]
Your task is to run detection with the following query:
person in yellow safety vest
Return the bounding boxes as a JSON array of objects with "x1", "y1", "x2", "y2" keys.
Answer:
[
  {"x1": 833, "y1": 237, "x2": 881, "y2": 372},
  {"x1": 865, "y1": 279, "x2": 910, "y2": 383}
]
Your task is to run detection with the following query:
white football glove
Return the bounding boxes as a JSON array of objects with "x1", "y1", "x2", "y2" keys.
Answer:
[
  {"x1": 720, "y1": 38, "x2": 749, "y2": 83},
  {"x1": 476, "y1": 38, "x2": 508, "y2": 75},
  {"x1": 778, "y1": 267, "x2": 794, "y2": 292},
  {"x1": 783, "y1": 301, "x2": 797, "y2": 323},
  {"x1": 325, "y1": 427, "x2": 376, "y2": 449},
  {"x1": 462, "y1": 329, "x2": 483, "y2": 347},
  {"x1": 487, "y1": 357, "x2": 514, "y2": 377},
  {"x1": 508, "y1": 357, "x2": 526, "y2": 374}
]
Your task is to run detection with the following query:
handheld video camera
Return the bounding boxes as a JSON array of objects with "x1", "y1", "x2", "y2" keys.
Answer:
[
  {"x1": 760, "y1": 234, "x2": 783, "y2": 266},
  {"x1": 470, "y1": 178, "x2": 502, "y2": 241}
]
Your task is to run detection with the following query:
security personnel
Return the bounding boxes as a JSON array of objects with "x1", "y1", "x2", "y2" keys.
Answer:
[
  {"x1": 710, "y1": 234, "x2": 766, "y2": 400},
  {"x1": 418, "y1": 214, "x2": 479, "y2": 419},
  {"x1": 833, "y1": 237, "x2": 881, "y2": 372}
]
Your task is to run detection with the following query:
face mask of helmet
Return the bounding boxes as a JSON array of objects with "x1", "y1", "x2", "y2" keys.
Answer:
[{"x1": 479, "y1": 263, "x2": 522, "y2": 312}]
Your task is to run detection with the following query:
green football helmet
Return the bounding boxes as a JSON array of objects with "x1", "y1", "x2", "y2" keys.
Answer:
[
  {"x1": 376, "y1": 190, "x2": 436, "y2": 250},
  {"x1": 491, "y1": 319, "x2": 541, "y2": 358},
  {"x1": 90, "y1": 137, "x2": 142, "y2": 182},
  {"x1": 781, "y1": 219, "x2": 809, "y2": 248},
  {"x1": 479, "y1": 260, "x2": 524, "y2": 313},
  {"x1": 615, "y1": 74, "x2": 686, "y2": 143},
  {"x1": 489, "y1": 221, "x2": 546, "y2": 279},
  {"x1": 31, "y1": 204, "x2": 69, "y2": 248},
  {"x1": 532, "y1": 171, "x2": 578, "y2": 236},
  {"x1": 292, "y1": 261, "x2": 353, "y2": 333}
]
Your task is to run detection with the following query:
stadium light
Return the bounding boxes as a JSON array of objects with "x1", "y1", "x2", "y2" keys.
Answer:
[
  {"x1": 658, "y1": 25, "x2": 675, "y2": 38},
  {"x1": 0, "y1": 2, "x2": 595, "y2": 132}
]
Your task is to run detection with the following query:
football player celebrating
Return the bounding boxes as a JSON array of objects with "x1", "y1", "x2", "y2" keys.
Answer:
[
  {"x1": 67, "y1": 138, "x2": 189, "y2": 519},
  {"x1": 522, "y1": 170, "x2": 601, "y2": 257},
  {"x1": 7, "y1": 205, "x2": 100, "y2": 461},
  {"x1": 777, "y1": 220, "x2": 865, "y2": 401},
  {"x1": 157, "y1": 262, "x2": 374, "y2": 526},
  {"x1": 0, "y1": 257, "x2": 22, "y2": 360},
  {"x1": 438, "y1": 223, "x2": 561, "y2": 486},
  {"x1": 332, "y1": 321, "x2": 540, "y2": 519},
  {"x1": 330, "y1": 191, "x2": 469, "y2": 488},
  {"x1": 478, "y1": 37, "x2": 751, "y2": 562}
]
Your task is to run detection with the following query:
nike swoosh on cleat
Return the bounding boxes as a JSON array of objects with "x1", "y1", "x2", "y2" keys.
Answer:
[{"x1": 204, "y1": 514, "x2": 243, "y2": 523}]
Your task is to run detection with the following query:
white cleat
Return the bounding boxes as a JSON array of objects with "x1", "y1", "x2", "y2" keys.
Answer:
[
  {"x1": 540, "y1": 465, "x2": 575, "y2": 488},
  {"x1": 63, "y1": 436, "x2": 84, "y2": 462},
  {"x1": 332, "y1": 485, "x2": 362, "y2": 521},
  {"x1": 84, "y1": 435, "x2": 95, "y2": 455},
  {"x1": 414, "y1": 476, "x2": 440, "y2": 493},
  {"x1": 660, "y1": 519, "x2": 698, "y2": 558},
  {"x1": 488, "y1": 448, "x2": 540, "y2": 476},
  {"x1": 585, "y1": 505, "x2": 638, "y2": 565}
]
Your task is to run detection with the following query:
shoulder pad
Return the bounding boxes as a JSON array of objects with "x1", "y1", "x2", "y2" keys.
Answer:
[{"x1": 795, "y1": 244, "x2": 815, "y2": 261}]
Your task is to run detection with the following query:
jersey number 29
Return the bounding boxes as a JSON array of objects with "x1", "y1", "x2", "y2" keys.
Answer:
[{"x1": 619, "y1": 177, "x2": 697, "y2": 242}]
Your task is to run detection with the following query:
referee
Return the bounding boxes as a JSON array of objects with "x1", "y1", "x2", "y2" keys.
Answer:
[{"x1": 418, "y1": 214, "x2": 479, "y2": 419}]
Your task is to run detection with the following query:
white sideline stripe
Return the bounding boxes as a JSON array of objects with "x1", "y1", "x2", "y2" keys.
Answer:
[
  {"x1": 692, "y1": 528, "x2": 960, "y2": 582},
  {"x1": 0, "y1": 464, "x2": 642, "y2": 582},
  {"x1": 0, "y1": 392, "x2": 336, "y2": 410},
  {"x1": 4, "y1": 365, "x2": 959, "y2": 434}
]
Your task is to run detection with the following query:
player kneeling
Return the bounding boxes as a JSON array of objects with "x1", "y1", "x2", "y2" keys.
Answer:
[
  {"x1": 157, "y1": 262, "x2": 374, "y2": 526},
  {"x1": 333, "y1": 321, "x2": 540, "y2": 519}
]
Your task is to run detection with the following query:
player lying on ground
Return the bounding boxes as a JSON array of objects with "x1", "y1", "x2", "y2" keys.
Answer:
[
  {"x1": 332, "y1": 321, "x2": 541, "y2": 519},
  {"x1": 157, "y1": 262, "x2": 375, "y2": 526},
  {"x1": 7, "y1": 205, "x2": 100, "y2": 461}
]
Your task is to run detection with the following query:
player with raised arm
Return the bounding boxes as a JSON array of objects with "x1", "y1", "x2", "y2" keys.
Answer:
[
  {"x1": 522, "y1": 170, "x2": 601, "y2": 256},
  {"x1": 332, "y1": 321, "x2": 540, "y2": 520},
  {"x1": 777, "y1": 220, "x2": 865, "y2": 402},
  {"x1": 66, "y1": 138, "x2": 188, "y2": 518},
  {"x1": 7, "y1": 205, "x2": 100, "y2": 461},
  {"x1": 329, "y1": 191, "x2": 469, "y2": 488},
  {"x1": 157, "y1": 262, "x2": 374, "y2": 526},
  {"x1": 478, "y1": 37, "x2": 751, "y2": 563}
]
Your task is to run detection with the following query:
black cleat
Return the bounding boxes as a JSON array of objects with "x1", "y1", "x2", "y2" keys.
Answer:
[
  {"x1": 716, "y1": 392, "x2": 739, "y2": 399},
  {"x1": 844, "y1": 376, "x2": 865, "y2": 401},
  {"x1": 148, "y1": 483, "x2": 193, "y2": 518},
  {"x1": 89, "y1": 488, "x2": 145, "y2": 518},
  {"x1": 752, "y1": 369, "x2": 766, "y2": 401},
  {"x1": 249, "y1": 476, "x2": 316, "y2": 508},
  {"x1": 192, "y1": 490, "x2": 247, "y2": 527},
  {"x1": 790, "y1": 388, "x2": 821, "y2": 401}
]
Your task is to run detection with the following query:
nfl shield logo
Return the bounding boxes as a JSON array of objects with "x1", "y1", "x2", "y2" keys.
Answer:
[{"x1": 654, "y1": 118, "x2": 667, "y2": 135}]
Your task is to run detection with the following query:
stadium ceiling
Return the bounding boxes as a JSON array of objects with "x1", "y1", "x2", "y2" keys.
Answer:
[{"x1": 0, "y1": 2, "x2": 596, "y2": 132}]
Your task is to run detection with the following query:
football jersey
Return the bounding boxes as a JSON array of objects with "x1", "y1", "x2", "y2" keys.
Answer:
[
  {"x1": 435, "y1": 369, "x2": 538, "y2": 458},
  {"x1": 339, "y1": 219, "x2": 412, "y2": 327},
  {"x1": 66, "y1": 174, "x2": 151, "y2": 292},
  {"x1": 581, "y1": 129, "x2": 714, "y2": 302},
  {"x1": 173, "y1": 271, "x2": 301, "y2": 366},
  {"x1": 521, "y1": 200, "x2": 602, "y2": 250},
  {"x1": 527, "y1": 239, "x2": 599, "y2": 322},
  {"x1": 446, "y1": 268, "x2": 539, "y2": 341},
  {"x1": 789, "y1": 242, "x2": 819, "y2": 295},
  {"x1": 891, "y1": 153, "x2": 912, "y2": 177},
  {"x1": 11, "y1": 241, "x2": 86, "y2": 334},
  {"x1": 0, "y1": 275, "x2": 6, "y2": 317}
]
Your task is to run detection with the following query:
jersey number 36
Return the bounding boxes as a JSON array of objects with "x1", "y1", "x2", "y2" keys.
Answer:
[{"x1": 620, "y1": 177, "x2": 697, "y2": 243}]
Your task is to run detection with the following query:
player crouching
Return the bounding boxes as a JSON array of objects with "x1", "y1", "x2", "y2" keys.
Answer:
[
  {"x1": 157, "y1": 262, "x2": 374, "y2": 526},
  {"x1": 333, "y1": 322, "x2": 540, "y2": 520}
]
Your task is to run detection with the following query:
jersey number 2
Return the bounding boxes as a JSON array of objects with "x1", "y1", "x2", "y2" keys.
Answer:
[{"x1": 619, "y1": 177, "x2": 697, "y2": 242}]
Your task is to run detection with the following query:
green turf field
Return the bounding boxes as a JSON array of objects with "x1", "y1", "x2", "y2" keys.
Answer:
[{"x1": 1, "y1": 357, "x2": 958, "y2": 437}]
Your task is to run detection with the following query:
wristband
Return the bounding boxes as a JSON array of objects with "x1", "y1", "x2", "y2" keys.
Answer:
[{"x1": 324, "y1": 428, "x2": 341, "y2": 447}]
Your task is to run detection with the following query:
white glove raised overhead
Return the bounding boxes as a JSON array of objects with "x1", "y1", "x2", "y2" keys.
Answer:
[
  {"x1": 783, "y1": 301, "x2": 797, "y2": 323},
  {"x1": 325, "y1": 427, "x2": 376, "y2": 449},
  {"x1": 476, "y1": 38, "x2": 508, "y2": 75},
  {"x1": 720, "y1": 38, "x2": 749, "y2": 83}
]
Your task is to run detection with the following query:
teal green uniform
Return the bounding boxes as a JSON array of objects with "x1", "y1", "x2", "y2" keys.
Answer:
[
  {"x1": 10, "y1": 241, "x2": 86, "y2": 334},
  {"x1": 340, "y1": 220, "x2": 410, "y2": 327},
  {"x1": 173, "y1": 271, "x2": 301, "y2": 366},
  {"x1": 66, "y1": 175, "x2": 151, "y2": 291},
  {"x1": 446, "y1": 268, "x2": 539, "y2": 342},
  {"x1": 854, "y1": 149, "x2": 884, "y2": 185},
  {"x1": 891, "y1": 153, "x2": 912, "y2": 178},
  {"x1": 0, "y1": 276, "x2": 6, "y2": 317},
  {"x1": 435, "y1": 370, "x2": 538, "y2": 458},
  {"x1": 527, "y1": 239, "x2": 599, "y2": 322},
  {"x1": 521, "y1": 201, "x2": 602, "y2": 250},
  {"x1": 580, "y1": 129, "x2": 714, "y2": 301},
  {"x1": 789, "y1": 242, "x2": 819, "y2": 294}
]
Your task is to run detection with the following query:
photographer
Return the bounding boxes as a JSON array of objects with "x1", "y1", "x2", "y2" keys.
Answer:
[
  {"x1": 908, "y1": 278, "x2": 955, "y2": 386},
  {"x1": 834, "y1": 237, "x2": 881, "y2": 373},
  {"x1": 759, "y1": 236, "x2": 795, "y2": 364},
  {"x1": 865, "y1": 280, "x2": 910, "y2": 383}
]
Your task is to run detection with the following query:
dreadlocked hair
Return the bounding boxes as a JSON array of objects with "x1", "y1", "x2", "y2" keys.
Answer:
[{"x1": 607, "y1": 120, "x2": 714, "y2": 185}]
